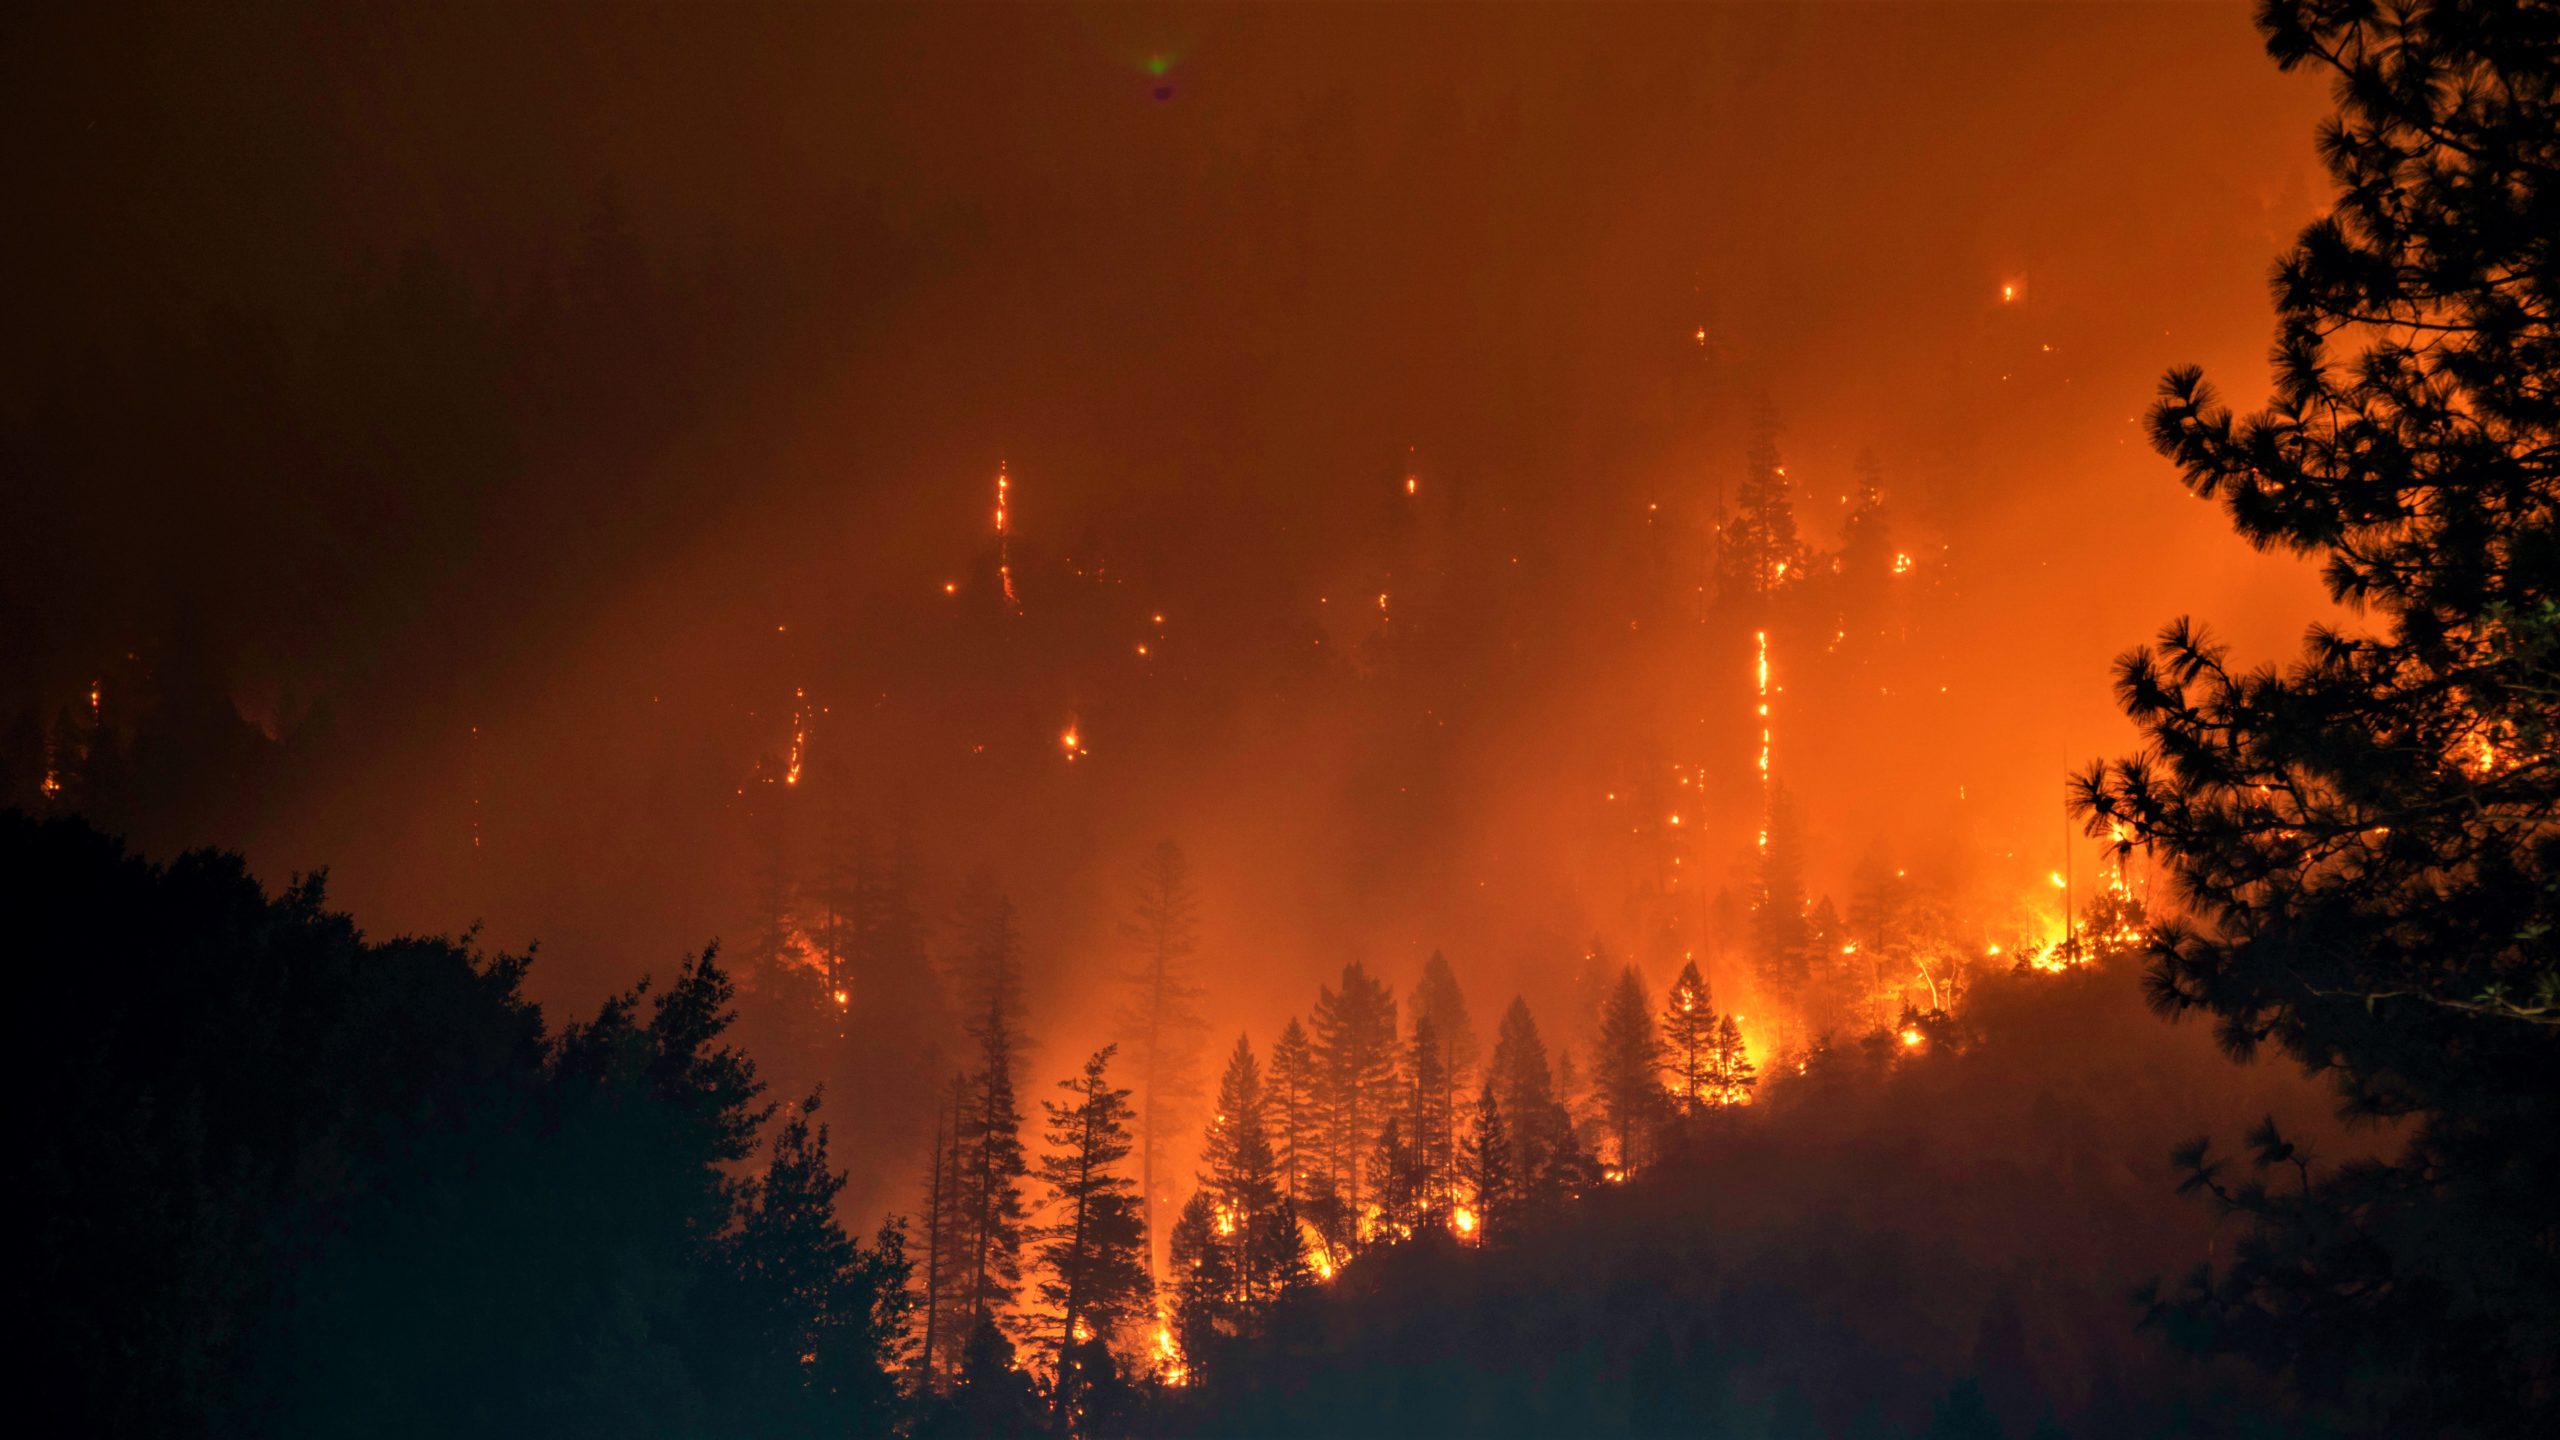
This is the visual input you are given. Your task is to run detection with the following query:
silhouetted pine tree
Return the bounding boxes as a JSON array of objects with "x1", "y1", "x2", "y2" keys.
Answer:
[
  {"x1": 1411, "y1": 951, "x2": 1479, "y2": 1079},
  {"x1": 1269, "y1": 1016, "x2": 1320, "y2": 1206},
  {"x1": 1396, "y1": 1013, "x2": 1456, "y2": 1225},
  {"x1": 1661, "y1": 960, "x2": 1717, "y2": 1118},
  {"x1": 917, "y1": 1074, "x2": 969, "y2": 1387},
  {"x1": 947, "y1": 879, "x2": 1031, "y2": 1344},
  {"x1": 1200, "y1": 1035, "x2": 1309, "y2": 1318},
  {"x1": 2074, "y1": 3, "x2": 2560, "y2": 1429},
  {"x1": 712, "y1": 1093, "x2": 914, "y2": 1437},
  {"x1": 1115, "y1": 839, "x2": 1208, "y2": 1283},
  {"x1": 1490, "y1": 996, "x2": 1560, "y2": 1170},
  {"x1": 1311, "y1": 961, "x2": 1398, "y2": 1251},
  {"x1": 1752, "y1": 784, "x2": 1815, "y2": 1046},
  {"x1": 1716, "y1": 402, "x2": 1807, "y2": 606},
  {"x1": 1705, "y1": 1015, "x2": 1757, "y2": 1108},
  {"x1": 1593, "y1": 965, "x2": 1666, "y2": 1175},
  {"x1": 1032, "y1": 1046, "x2": 1150, "y2": 1420},
  {"x1": 1460, "y1": 1082, "x2": 1516, "y2": 1244},
  {"x1": 1165, "y1": 1190, "x2": 1230, "y2": 1384}
]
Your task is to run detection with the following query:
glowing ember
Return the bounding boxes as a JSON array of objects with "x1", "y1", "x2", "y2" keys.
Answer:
[
  {"x1": 1061, "y1": 724, "x2": 1086, "y2": 761},
  {"x1": 1900, "y1": 1027, "x2": 1924, "y2": 1048}
]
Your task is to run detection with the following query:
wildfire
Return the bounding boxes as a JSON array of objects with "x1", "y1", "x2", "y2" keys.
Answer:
[
  {"x1": 832, "y1": 988, "x2": 849, "y2": 1007},
  {"x1": 995, "y1": 462, "x2": 1020, "y2": 611},
  {"x1": 783, "y1": 688, "x2": 807, "y2": 786},
  {"x1": 1892, "y1": 552, "x2": 1914, "y2": 575},
  {"x1": 1061, "y1": 724, "x2": 1087, "y2": 761},
  {"x1": 1900, "y1": 1027, "x2": 1924, "y2": 1048},
  {"x1": 1451, "y1": 1205, "x2": 1479, "y2": 1238},
  {"x1": 1153, "y1": 1322, "x2": 1188, "y2": 1386}
]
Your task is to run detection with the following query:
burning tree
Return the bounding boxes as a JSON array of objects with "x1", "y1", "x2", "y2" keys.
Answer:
[
  {"x1": 2075, "y1": 2, "x2": 2560, "y2": 1429},
  {"x1": 1199, "y1": 1036, "x2": 1312, "y2": 1316},
  {"x1": 1660, "y1": 959, "x2": 1719, "y2": 1119}
]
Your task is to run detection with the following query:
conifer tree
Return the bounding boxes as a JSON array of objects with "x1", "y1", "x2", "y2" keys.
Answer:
[
  {"x1": 1116, "y1": 840, "x2": 1208, "y2": 1282},
  {"x1": 1200, "y1": 1035, "x2": 1308, "y2": 1316},
  {"x1": 1268, "y1": 1017, "x2": 1320, "y2": 1206},
  {"x1": 1705, "y1": 1016, "x2": 1757, "y2": 1108},
  {"x1": 1716, "y1": 402, "x2": 1807, "y2": 606},
  {"x1": 1395, "y1": 1013, "x2": 1456, "y2": 1224},
  {"x1": 916, "y1": 1074, "x2": 968, "y2": 1387},
  {"x1": 1752, "y1": 784, "x2": 1815, "y2": 1045},
  {"x1": 2074, "y1": 4, "x2": 2560, "y2": 1428},
  {"x1": 1460, "y1": 1082, "x2": 1516, "y2": 1244},
  {"x1": 1164, "y1": 1190, "x2": 1231, "y2": 1382},
  {"x1": 1311, "y1": 961, "x2": 1398, "y2": 1249},
  {"x1": 1411, "y1": 952, "x2": 1479, "y2": 1081},
  {"x1": 1032, "y1": 1046, "x2": 1150, "y2": 1413},
  {"x1": 1592, "y1": 965, "x2": 1666, "y2": 1176},
  {"x1": 1661, "y1": 961, "x2": 1717, "y2": 1118},
  {"x1": 947, "y1": 879, "x2": 1031, "y2": 1343},
  {"x1": 1489, "y1": 997, "x2": 1558, "y2": 1162}
]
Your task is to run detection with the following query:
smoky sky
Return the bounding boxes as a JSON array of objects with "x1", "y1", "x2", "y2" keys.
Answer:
[{"x1": 6, "y1": 1, "x2": 2345, "y2": 1193}]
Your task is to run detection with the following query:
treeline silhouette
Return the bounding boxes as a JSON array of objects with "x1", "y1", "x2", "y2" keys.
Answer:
[{"x1": 15, "y1": 811, "x2": 910, "y2": 1438}]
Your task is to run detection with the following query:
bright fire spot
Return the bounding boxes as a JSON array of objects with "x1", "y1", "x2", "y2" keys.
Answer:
[
  {"x1": 831, "y1": 989, "x2": 849, "y2": 1007},
  {"x1": 942, "y1": 581, "x2": 957, "y2": 595},
  {"x1": 2001, "y1": 282, "x2": 2018, "y2": 303},
  {"x1": 1061, "y1": 725, "x2": 1086, "y2": 761},
  {"x1": 1892, "y1": 552, "x2": 1914, "y2": 575},
  {"x1": 2049, "y1": 871, "x2": 2067, "y2": 889},
  {"x1": 1452, "y1": 1206, "x2": 1478, "y2": 1237},
  {"x1": 783, "y1": 689, "x2": 808, "y2": 786},
  {"x1": 1405, "y1": 474, "x2": 1418, "y2": 495},
  {"x1": 1153, "y1": 1324, "x2": 1188, "y2": 1386},
  {"x1": 1900, "y1": 1028, "x2": 1924, "y2": 1048}
]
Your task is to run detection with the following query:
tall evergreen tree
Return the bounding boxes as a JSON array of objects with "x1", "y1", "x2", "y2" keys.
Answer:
[
  {"x1": 1268, "y1": 1017, "x2": 1320, "y2": 1206},
  {"x1": 915, "y1": 1074, "x2": 962, "y2": 1387},
  {"x1": 947, "y1": 879, "x2": 1031, "y2": 1344},
  {"x1": 1115, "y1": 839, "x2": 1209, "y2": 1283},
  {"x1": 1311, "y1": 961, "x2": 1398, "y2": 1250},
  {"x1": 1716, "y1": 401, "x2": 1808, "y2": 606},
  {"x1": 1411, "y1": 950, "x2": 1478, "y2": 1080},
  {"x1": 1752, "y1": 784, "x2": 1815, "y2": 1046},
  {"x1": 1199, "y1": 1035, "x2": 1308, "y2": 1317},
  {"x1": 1592, "y1": 965, "x2": 1666, "y2": 1176},
  {"x1": 2075, "y1": 4, "x2": 2560, "y2": 1429},
  {"x1": 1032, "y1": 1046, "x2": 1150, "y2": 1417},
  {"x1": 1705, "y1": 1015, "x2": 1757, "y2": 1108},
  {"x1": 1395, "y1": 1013, "x2": 1455, "y2": 1225},
  {"x1": 1460, "y1": 1082, "x2": 1516, "y2": 1245},
  {"x1": 1661, "y1": 960, "x2": 1718, "y2": 1118}
]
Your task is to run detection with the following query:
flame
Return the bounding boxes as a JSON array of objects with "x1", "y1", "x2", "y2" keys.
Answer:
[
  {"x1": 1892, "y1": 552, "x2": 1914, "y2": 575},
  {"x1": 783, "y1": 688, "x2": 807, "y2": 786},
  {"x1": 1153, "y1": 1322, "x2": 1188, "y2": 1386},
  {"x1": 1899, "y1": 1027, "x2": 1924, "y2": 1048},
  {"x1": 1451, "y1": 1205, "x2": 1478, "y2": 1237},
  {"x1": 1061, "y1": 724, "x2": 1086, "y2": 761},
  {"x1": 995, "y1": 462, "x2": 1020, "y2": 611}
]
